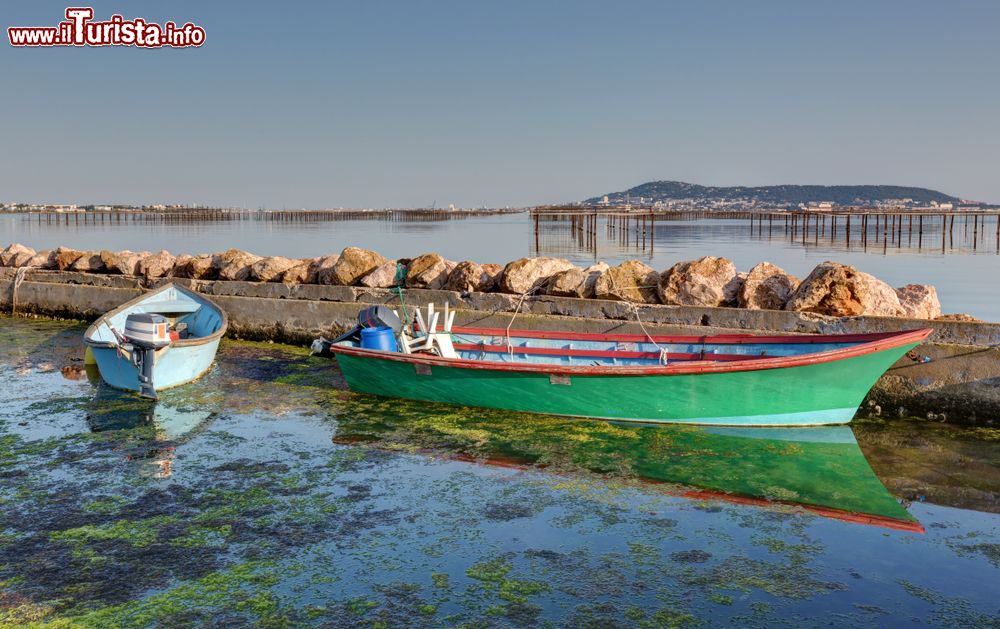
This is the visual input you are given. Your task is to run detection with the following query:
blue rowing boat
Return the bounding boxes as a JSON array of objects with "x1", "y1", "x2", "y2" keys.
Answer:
[{"x1": 83, "y1": 283, "x2": 227, "y2": 398}]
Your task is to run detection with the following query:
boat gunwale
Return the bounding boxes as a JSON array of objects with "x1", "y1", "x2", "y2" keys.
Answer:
[
  {"x1": 83, "y1": 283, "x2": 229, "y2": 350},
  {"x1": 451, "y1": 325, "x2": 924, "y2": 346},
  {"x1": 328, "y1": 327, "x2": 933, "y2": 376}
]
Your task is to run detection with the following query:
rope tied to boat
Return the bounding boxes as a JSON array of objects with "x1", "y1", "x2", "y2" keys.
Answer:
[
  {"x1": 394, "y1": 262, "x2": 411, "y2": 327},
  {"x1": 604, "y1": 268, "x2": 670, "y2": 365},
  {"x1": 505, "y1": 284, "x2": 541, "y2": 357}
]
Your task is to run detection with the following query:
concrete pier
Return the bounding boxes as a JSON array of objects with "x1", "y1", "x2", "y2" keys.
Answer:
[{"x1": 3, "y1": 268, "x2": 998, "y2": 426}]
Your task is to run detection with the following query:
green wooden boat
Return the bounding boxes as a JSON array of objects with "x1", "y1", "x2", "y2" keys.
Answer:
[{"x1": 325, "y1": 316, "x2": 932, "y2": 427}]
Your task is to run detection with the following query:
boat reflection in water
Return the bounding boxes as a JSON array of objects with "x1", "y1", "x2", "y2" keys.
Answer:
[
  {"x1": 332, "y1": 400, "x2": 922, "y2": 533},
  {"x1": 84, "y1": 381, "x2": 214, "y2": 478}
]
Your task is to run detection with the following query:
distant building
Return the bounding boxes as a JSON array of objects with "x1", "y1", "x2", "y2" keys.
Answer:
[{"x1": 801, "y1": 202, "x2": 834, "y2": 211}]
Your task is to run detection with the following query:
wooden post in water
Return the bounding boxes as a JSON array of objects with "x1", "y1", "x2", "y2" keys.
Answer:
[
  {"x1": 650, "y1": 213, "x2": 655, "y2": 254},
  {"x1": 533, "y1": 212, "x2": 539, "y2": 255}
]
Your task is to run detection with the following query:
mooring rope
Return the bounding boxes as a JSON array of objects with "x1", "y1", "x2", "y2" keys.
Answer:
[
  {"x1": 393, "y1": 262, "x2": 411, "y2": 326},
  {"x1": 603, "y1": 268, "x2": 670, "y2": 364},
  {"x1": 9, "y1": 266, "x2": 28, "y2": 316},
  {"x1": 505, "y1": 284, "x2": 541, "y2": 356}
]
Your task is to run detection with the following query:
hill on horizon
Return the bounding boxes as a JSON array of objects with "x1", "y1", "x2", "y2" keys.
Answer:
[{"x1": 585, "y1": 181, "x2": 964, "y2": 206}]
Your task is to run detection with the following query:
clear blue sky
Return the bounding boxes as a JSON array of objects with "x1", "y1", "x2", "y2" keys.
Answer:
[{"x1": 3, "y1": 1, "x2": 998, "y2": 208}]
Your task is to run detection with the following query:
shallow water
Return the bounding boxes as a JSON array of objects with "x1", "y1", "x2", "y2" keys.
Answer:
[
  {"x1": 1, "y1": 316, "x2": 999, "y2": 627},
  {"x1": 2, "y1": 211, "x2": 998, "y2": 320}
]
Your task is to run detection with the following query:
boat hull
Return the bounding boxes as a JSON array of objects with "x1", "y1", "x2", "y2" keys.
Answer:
[
  {"x1": 334, "y1": 340, "x2": 921, "y2": 426},
  {"x1": 83, "y1": 283, "x2": 227, "y2": 395},
  {"x1": 89, "y1": 339, "x2": 221, "y2": 393}
]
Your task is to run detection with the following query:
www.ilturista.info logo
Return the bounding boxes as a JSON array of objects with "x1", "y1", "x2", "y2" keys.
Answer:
[{"x1": 8, "y1": 7, "x2": 205, "y2": 48}]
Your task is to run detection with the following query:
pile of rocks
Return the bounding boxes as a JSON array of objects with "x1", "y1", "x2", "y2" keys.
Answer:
[{"x1": 1, "y1": 243, "x2": 954, "y2": 320}]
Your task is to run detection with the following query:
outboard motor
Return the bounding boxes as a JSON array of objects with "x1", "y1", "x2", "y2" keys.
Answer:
[
  {"x1": 311, "y1": 305, "x2": 403, "y2": 356},
  {"x1": 123, "y1": 313, "x2": 171, "y2": 399}
]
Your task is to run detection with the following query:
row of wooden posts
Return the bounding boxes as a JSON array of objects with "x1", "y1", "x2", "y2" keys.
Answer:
[
  {"x1": 27, "y1": 208, "x2": 513, "y2": 225},
  {"x1": 22, "y1": 208, "x2": 1000, "y2": 255},
  {"x1": 532, "y1": 212, "x2": 657, "y2": 256},
  {"x1": 531, "y1": 209, "x2": 1000, "y2": 255},
  {"x1": 755, "y1": 211, "x2": 1000, "y2": 253}
]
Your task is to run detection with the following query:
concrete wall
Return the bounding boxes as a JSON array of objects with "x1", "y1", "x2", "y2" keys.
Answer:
[{"x1": 3, "y1": 268, "x2": 998, "y2": 425}]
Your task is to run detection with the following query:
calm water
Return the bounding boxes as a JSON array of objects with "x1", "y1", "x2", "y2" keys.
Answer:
[
  {"x1": 1, "y1": 316, "x2": 998, "y2": 626},
  {"x1": 2, "y1": 211, "x2": 998, "y2": 320}
]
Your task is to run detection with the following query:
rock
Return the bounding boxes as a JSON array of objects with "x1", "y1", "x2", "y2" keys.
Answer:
[
  {"x1": 68, "y1": 251, "x2": 107, "y2": 273},
  {"x1": 738, "y1": 262, "x2": 801, "y2": 310},
  {"x1": 249, "y1": 256, "x2": 298, "y2": 282},
  {"x1": 171, "y1": 255, "x2": 194, "y2": 275},
  {"x1": 935, "y1": 313, "x2": 981, "y2": 323},
  {"x1": 24, "y1": 250, "x2": 53, "y2": 269},
  {"x1": 727, "y1": 272, "x2": 747, "y2": 306},
  {"x1": 172, "y1": 254, "x2": 216, "y2": 279},
  {"x1": 137, "y1": 250, "x2": 176, "y2": 280},
  {"x1": 784, "y1": 261, "x2": 905, "y2": 317},
  {"x1": 499, "y1": 257, "x2": 575, "y2": 294},
  {"x1": 445, "y1": 261, "x2": 500, "y2": 293},
  {"x1": 0, "y1": 243, "x2": 35, "y2": 267},
  {"x1": 545, "y1": 267, "x2": 585, "y2": 297},
  {"x1": 280, "y1": 257, "x2": 318, "y2": 284},
  {"x1": 546, "y1": 262, "x2": 609, "y2": 298},
  {"x1": 481, "y1": 263, "x2": 503, "y2": 289},
  {"x1": 595, "y1": 260, "x2": 660, "y2": 303},
  {"x1": 53, "y1": 247, "x2": 85, "y2": 271},
  {"x1": 895, "y1": 284, "x2": 942, "y2": 320},
  {"x1": 313, "y1": 255, "x2": 341, "y2": 285},
  {"x1": 359, "y1": 261, "x2": 403, "y2": 288},
  {"x1": 858, "y1": 272, "x2": 906, "y2": 317},
  {"x1": 101, "y1": 250, "x2": 145, "y2": 275},
  {"x1": 215, "y1": 248, "x2": 262, "y2": 282},
  {"x1": 405, "y1": 253, "x2": 454, "y2": 289},
  {"x1": 657, "y1": 256, "x2": 739, "y2": 307},
  {"x1": 327, "y1": 247, "x2": 387, "y2": 286}
]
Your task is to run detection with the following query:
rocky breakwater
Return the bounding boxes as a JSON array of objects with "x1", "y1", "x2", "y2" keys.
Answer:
[{"x1": 1, "y1": 242, "x2": 962, "y2": 321}]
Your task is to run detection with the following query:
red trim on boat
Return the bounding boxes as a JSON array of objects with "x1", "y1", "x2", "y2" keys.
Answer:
[
  {"x1": 451, "y1": 325, "x2": 915, "y2": 345},
  {"x1": 452, "y1": 343, "x2": 755, "y2": 362},
  {"x1": 328, "y1": 328, "x2": 933, "y2": 376}
]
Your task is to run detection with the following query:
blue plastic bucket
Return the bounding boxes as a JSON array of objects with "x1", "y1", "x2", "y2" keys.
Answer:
[{"x1": 360, "y1": 326, "x2": 398, "y2": 352}]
